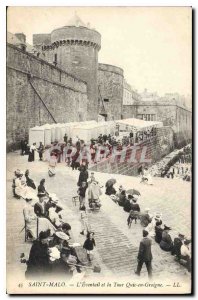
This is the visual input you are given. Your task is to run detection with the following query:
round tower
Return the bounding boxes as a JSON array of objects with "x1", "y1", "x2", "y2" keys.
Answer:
[{"x1": 43, "y1": 14, "x2": 101, "y2": 120}]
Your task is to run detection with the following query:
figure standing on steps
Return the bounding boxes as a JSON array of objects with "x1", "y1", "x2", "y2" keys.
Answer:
[
  {"x1": 135, "y1": 230, "x2": 153, "y2": 279},
  {"x1": 83, "y1": 232, "x2": 96, "y2": 262}
]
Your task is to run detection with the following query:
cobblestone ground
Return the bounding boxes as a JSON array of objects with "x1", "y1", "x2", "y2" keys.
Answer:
[{"x1": 7, "y1": 152, "x2": 191, "y2": 286}]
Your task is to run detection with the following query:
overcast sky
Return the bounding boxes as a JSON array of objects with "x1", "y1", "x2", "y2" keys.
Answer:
[{"x1": 7, "y1": 6, "x2": 192, "y2": 97}]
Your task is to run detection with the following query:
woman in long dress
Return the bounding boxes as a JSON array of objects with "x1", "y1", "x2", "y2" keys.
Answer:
[
  {"x1": 23, "y1": 198, "x2": 56, "y2": 239},
  {"x1": 28, "y1": 143, "x2": 37, "y2": 162}
]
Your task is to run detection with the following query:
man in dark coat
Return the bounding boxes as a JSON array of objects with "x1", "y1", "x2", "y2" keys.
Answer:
[
  {"x1": 38, "y1": 142, "x2": 44, "y2": 161},
  {"x1": 25, "y1": 230, "x2": 51, "y2": 279},
  {"x1": 135, "y1": 230, "x2": 153, "y2": 279}
]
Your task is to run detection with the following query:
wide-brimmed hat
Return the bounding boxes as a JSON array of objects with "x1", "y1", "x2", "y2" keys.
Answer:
[
  {"x1": 154, "y1": 213, "x2": 162, "y2": 220},
  {"x1": 39, "y1": 230, "x2": 51, "y2": 240},
  {"x1": 164, "y1": 225, "x2": 171, "y2": 231},
  {"x1": 145, "y1": 208, "x2": 150, "y2": 212},
  {"x1": 37, "y1": 192, "x2": 46, "y2": 197},
  {"x1": 55, "y1": 231, "x2": 70, "y2": 241}
]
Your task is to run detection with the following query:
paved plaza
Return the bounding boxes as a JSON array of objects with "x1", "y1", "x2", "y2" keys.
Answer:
[{"x1": 7, "y1": 151, "x2": 191, "y2": 287}]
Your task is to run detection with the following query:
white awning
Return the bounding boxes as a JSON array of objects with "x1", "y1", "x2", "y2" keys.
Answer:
[{"x1": 116, "y1": 118, "x2": 163, "y2": 131}]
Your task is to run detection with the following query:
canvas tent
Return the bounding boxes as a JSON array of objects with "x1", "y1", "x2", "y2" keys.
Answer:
[
  {"x1": 116, "y1": 118, "x2": 163, "y2": 132},
  {"x1": 29, "y1": 126, "x2": 45, "y2": 147},
  {"x1": 41, "y1": 124, "x2": 51, "y2": 146}
]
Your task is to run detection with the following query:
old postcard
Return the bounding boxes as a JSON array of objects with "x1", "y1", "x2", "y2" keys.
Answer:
[{"x1": 6, "y1": 6, "x2": 192, "y2": 294}]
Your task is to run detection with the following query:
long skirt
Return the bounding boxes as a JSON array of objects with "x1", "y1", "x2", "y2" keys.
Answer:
[
  {"x1": 26, "y1": 217, "x2": 56, "y2": 239},
  {"x1": 28, "y1": 150, "x2": 35, "y2": 162},
  {"x1": 15, "y1": 185, "x2": 38, "y2": 200}
]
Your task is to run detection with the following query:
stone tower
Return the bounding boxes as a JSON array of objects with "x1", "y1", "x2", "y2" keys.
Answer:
[{"x1": 37, "y1": 14, "x2": 101, "y2": 120}]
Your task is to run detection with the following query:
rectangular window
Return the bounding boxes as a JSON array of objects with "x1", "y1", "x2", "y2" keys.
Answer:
[{"x1": 104, "y1": 99, "x2": 109, "y2": 102}]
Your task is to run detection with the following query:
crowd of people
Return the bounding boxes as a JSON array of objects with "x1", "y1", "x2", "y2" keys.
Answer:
[
  {"x1": 161, "y1": 145, "x2": 192, "y2": 181},
  {"x1": 23, "y1": 126, "x2": 157, "y2": 169},
  {"x1": 104, "y1": 178, "x2": 191, "y2": 277},
  {"x1": 14, "y1": 138, "x2": 191, "y2": 280},
  {"x1": 148, "y1": 144, "x2": 192, "y2": 182},
  {"x1": 13, "y1": 165, "x2": 102, "y2": 280}
]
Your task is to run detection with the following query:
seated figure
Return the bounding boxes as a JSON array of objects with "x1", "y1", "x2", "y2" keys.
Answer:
[
  {"x1": 23, "y1": 197, "x2": 56, "y2": 240},
  {"x1": 155, "y1": 221, "x2": 163, "y2": 243},
  {"x1": 180, "y1": 239, "x2": 191, "y2": 272},
  {"x1": 160, "y1": 225, "x2": 173, "y2": 252},
  {"x1": 171, "y1": 233, "x2": 185, "y2": 259},
  {"x1": 140, "y1": 208, "x2": 152, "y2": 227}
]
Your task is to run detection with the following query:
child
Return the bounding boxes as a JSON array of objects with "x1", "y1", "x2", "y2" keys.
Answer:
[
  {"x1": 83, "y1": 232, "x2": 96, "y2": 262},
  {"x1": 79, "y1": 205, "x2": 90, "y2": 236}
]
